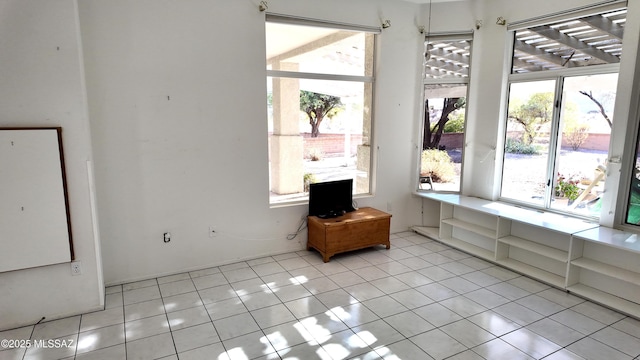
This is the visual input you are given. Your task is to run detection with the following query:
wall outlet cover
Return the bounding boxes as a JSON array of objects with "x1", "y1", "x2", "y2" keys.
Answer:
[{"x1": 71, "y1": 261, "x2": 82, "y2": 276}]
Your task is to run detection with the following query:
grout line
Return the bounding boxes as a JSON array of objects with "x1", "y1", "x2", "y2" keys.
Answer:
[
  {"x1": 120, "y1": 284, "x2": 127, "y2": 360},
  {"x1": 158, "y1": 282, "x2": 179, "y2": 359},
  {"x1": 14, "y1": 232, "x2": 640, "y2": 360}
]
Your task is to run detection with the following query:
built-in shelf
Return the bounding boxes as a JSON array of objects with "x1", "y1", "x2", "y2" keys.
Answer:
[
  {"x1": 573, "y1": 227, "x2": 640, "y2": 253},
  {"x1": 496, "y1": 258, "x2": 565, "y2": 288},
  {"x1": 567, "y1": 283, "x2": 640, "y2": 319},
  {"x1": 441, "y1": 218, "x2": 495, "y2": 239},
  {"x1": 498, "y1": 235, "x2": 568, "y2": 262},
  {"x1": 412, "y1": 226, "x2": 439, "y2": 240},
  {"x1": 413, "y1": 226, "x2": 495, "y2": 261},
  {"x1": 416, "y1": 193, "x2": 640, "y2": 319},
  {"x1": 439, "y1": 236, "x2": 494, "y2": 261},
  {"x1": 572, "y1": 258, "x2": 640, "y2": 286}
]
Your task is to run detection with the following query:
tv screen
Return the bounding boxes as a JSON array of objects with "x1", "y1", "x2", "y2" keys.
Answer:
[{"x1": 308, "y1": 179, "x2": 355, "y2": 218}]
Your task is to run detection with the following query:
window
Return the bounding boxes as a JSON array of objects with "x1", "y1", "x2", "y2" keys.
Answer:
[
  {"x1": 265, "y1": 15, "x2": 377, "y2": 204},
  {"x1": 501, "y1": 6, "x2": 625, "y2": 218},
  {"x1": 418, "y1": 35, "x2": 472, "y2": 192},
  {"x1": 625, "y1": 117, "x2": 640, "y2": 225}
]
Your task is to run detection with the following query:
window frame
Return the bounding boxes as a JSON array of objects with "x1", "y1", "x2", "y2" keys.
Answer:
[
  {"x1": 622, "y1": 93, "x2": 640, "y2": 227},
  {"x1": 416, "y1": 33, "x2": 473, "y2": 194},
  {"x1": 498, "y1": 1, "x2": 627, "y2": 218},
  {"x1": 499, "y1": 46, "x2": 620, "y2": 219},
  {"x1": 265, "y1": 15, "x2": 379, "y2": 206}
]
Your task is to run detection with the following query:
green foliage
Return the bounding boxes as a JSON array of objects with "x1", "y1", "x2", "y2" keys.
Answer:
[
  {"x1": 443, "y1": 110, "x2": 465, "y2": 133},
  {"x1": 505, "y1": 137, "x2": 539, "y2": 154},
  {"x1": 300, "y1": 90, "x2": 344, "y2": 137},
  {"x1": 626, "y1": 189, "x2": 640, "y2": 224},
  {"x1": 300, "y1": 91, "x2": 343, "y2": 118},
  {"x1": 424, "y1": 96, "x2": 466, "y2": 149},
  {"x1": 303, "y1": 173, "x2": 317, "y2": 183},
  {"x1": 508, "y1": 92, "x2": 554, "y2": 145},
  {"x1": 555, "y1": 174, "x2": 580, "y2": 201},
  {"x1": 303, "y1": 173, "x2": 317, "y2": 192},
  {"x1": 420, "y1": 149, "x2": 455, "y2": 183}
]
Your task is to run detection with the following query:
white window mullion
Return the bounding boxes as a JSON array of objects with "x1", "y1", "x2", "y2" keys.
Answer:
[
  {"x1": 266, "y1": 70, "x2": 374, "y2": 83},
  {"x1": 545, "y1": 77, "x2": 565, "y2": 208}
]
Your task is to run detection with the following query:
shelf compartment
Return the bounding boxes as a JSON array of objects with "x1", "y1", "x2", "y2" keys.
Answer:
[
  {"x1": 498, "y1": 235, "x2": 568, "y2": 262},
  {"x1": 572, "y1": 258, "x2": 640, "y2": 286},
  {"x1": 419, "y1": 193, "x2": 640, "y2": 318},
  {"x1": 438, "y1": 236, "x2": 494, "y2": 261},
  {"x1": 567, "y1": 283, "x2": 640, "y2": 319},
  {"x1": 496, "y1": 258, "x2": 565, "y2": 288},
  {"x1": 441, "y1": 218, "x2": 496, "y2": 239},
  {"x1": 412, "y1": 226, "x2": 440, "y2": 241},
  {"x1": 573, "y1": 227, "x2": 640, "y2": 254}
]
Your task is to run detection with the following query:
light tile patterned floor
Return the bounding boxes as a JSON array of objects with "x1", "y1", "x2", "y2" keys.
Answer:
[{"x1": 2, "y1": 231, "x2": 640, "y2": 360}]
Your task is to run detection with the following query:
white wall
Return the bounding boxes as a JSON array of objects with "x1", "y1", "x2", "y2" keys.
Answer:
[
  {"x1": 79, "y1": 0, "x2": 425, "y2": 285},
  {"x1": 0, "y1": 0, "x2": 103, "y2": 330},
  {"x1": 3, "y1": 0, "x2": 637, "y2": 330}
]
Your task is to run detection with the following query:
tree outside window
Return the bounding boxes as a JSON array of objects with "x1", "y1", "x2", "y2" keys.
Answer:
[
  {"x1": 418, "y1": 36, "x2": 472, "y2": 193},
  {"x1": 266, "y1": 18, "x2": 376, "y2": 204},
  {"x1": 500, "y1": 7, "x2": 624, "y2": 218}
]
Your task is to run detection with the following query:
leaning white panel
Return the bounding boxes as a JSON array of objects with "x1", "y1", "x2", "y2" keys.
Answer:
[{"x1": 0, "y1": 128, "x2": 71, "y2": 272}]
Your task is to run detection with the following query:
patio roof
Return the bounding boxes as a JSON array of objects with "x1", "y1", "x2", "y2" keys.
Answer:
[
  {"x1": 513, "y1": 9, "x2": 625, "y2": 73},
  {"x1": 424, "y1": 9, "x2": 626, "y2": 78}
]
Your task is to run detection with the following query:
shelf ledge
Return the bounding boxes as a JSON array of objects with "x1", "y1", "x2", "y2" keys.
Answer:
[
  {"x1": 572, "y1": 258, "x2": 640, "y2": 286},
  {"x1": 496, "y1": 258, "x2": 565, "y2": 288},
  {"x1": 441, "y1": 218, "x2": 496, "y2": 239},
  {"x1": 411, "y1": 226, "x2": 440, "y2": 240},
  {"x1": 499, "y1": 235, "x2": 568, "y2": 262},
  {"x1": 439, "y1": 236, "x2": 495, "y2": 261},
  {"x1": 567, "y1": 284, "x2": 640, "y2": 319}
]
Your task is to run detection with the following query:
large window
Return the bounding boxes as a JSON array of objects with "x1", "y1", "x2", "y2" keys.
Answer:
[
  {"x1": 501, "y1": 6, "x2": 625, "y2": 218},
  {"x1": 418, "y1": 35, "x2": 472, "y2": 192},
  {"x1": 265, "y1": 16, "x2": 377, "y2": 205}
]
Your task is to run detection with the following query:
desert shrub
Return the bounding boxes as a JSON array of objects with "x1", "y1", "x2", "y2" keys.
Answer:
[
  {"x1": 564, "y1": 125, "x2": 589, "y2": 151},
  {"x1": 505, "y1": 137, "x2": 539, "y2": 155},
  {"x1": 443, "y1": 115, "x2": 465, "y2": 133},
  {"x1": 303, "y1": 173, "x2": 317, "y2": 192},
  {"x1": 421, "y1": 149, "x2": 455, "y2": 183},
  {"x1": 306, "y1": 148, "x2": 324, "y2": 161}
]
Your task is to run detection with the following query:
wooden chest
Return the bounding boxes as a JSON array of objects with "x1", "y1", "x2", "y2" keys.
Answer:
[{"x1": 307, "y1": 207, "x2": 391, "y2": 262}]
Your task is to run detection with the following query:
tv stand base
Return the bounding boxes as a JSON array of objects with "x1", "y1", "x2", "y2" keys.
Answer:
[{"x1": 307, "y1": 207, "x2": 391, "y2": 262}]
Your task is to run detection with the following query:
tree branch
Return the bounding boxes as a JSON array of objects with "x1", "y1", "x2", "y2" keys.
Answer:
[{"x1": 579, "y1": 90, "x2": 612, "y2": 128}]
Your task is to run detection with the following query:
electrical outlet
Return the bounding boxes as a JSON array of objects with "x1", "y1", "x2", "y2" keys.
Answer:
[
  {"x1": 71, "y1": 261, "x2": 82, "y2": 276},
  {"x1": 209, "y1": 226, "x2": 217, "y2": 238}
]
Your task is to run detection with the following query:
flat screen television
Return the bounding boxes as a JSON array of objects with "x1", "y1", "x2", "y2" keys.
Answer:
[{"x1": 308, "y1": 179, "x2": 355, "y2": 218}]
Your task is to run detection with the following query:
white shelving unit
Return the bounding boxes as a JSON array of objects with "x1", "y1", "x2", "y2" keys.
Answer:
[
  {"x1": 412, "y1": 193, "x2": 640, "y2": 318},
  {"x1": 494, "y1": 218, "x2": 580, "y2": 289},
  {"x1": 438, "y1": 199, "x2": 497, "y2": 261},
  {"x1": 568, "y1": 227, "x2": 640, "y2": 318}
]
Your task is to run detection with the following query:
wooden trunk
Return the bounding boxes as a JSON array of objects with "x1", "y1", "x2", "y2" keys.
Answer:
[{"x1": 307, "y1": 207, "x2": 391, "y2": 262}]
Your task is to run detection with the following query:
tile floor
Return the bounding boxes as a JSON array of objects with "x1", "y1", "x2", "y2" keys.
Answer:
[{"x1": 2, "y1": 231, "x2": 640, "y2": 360}]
